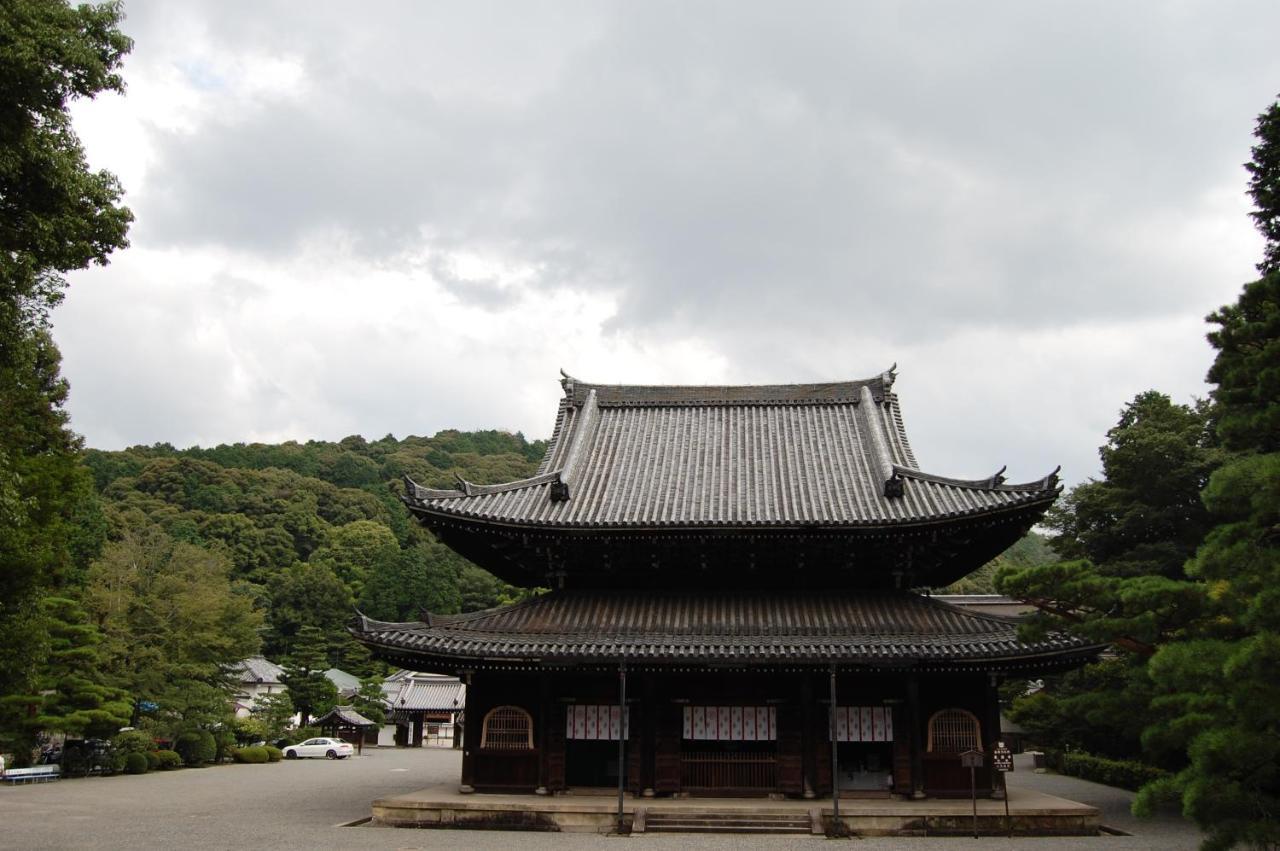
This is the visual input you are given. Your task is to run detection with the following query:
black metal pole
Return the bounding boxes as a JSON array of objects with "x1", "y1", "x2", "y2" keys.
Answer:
[
  {"x1": 617, "y1": 662, "x2": 627, "y2": 834},
  {"x1": 829, "y1": 666, "x2": 839, "y2": 832},
  {"x1": 971, "y1": 765, "x2": 978, "y2": 838}
]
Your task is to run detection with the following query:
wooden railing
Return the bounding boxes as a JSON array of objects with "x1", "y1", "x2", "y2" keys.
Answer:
[{"x1": 681, "y1": 747, "x2": 777, "y2": 790}]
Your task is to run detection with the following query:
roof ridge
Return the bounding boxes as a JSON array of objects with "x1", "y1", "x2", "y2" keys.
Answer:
[{"x1": 559, "y1": 369, "x2": 897, "y2": 407}]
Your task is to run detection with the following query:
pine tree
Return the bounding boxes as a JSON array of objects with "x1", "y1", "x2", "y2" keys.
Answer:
[
  {"x1": 280, "y1": 625, "x2": 337, "y2": 727},
  {"x1": 1134, "y1": 94, "x2": 1280, "y2": 851}
]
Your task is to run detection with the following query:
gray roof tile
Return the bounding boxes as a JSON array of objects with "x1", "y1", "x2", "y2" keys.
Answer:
[
  {"x1": 353, "y1": 590, "x2": 1097, "y2": 668},
  {"x1": 404, "y1": 371, "x2": 1059, "y2": 529}
]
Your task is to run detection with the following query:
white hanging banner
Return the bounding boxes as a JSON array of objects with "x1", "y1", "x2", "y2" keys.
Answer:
[
  {"x1": 565, "y1": 705, "x2": 630, "y2": 740},
  {"x1": 831, "y1": 706, "x2": 895, "y2": 742},
  {"x1": 682, "y1": 706, "x2": 777, "y2": 741}
]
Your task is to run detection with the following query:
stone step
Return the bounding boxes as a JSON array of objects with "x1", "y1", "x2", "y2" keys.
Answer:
[{"x1": 643, "y1": 812, "x2": 812, "y2": 834}]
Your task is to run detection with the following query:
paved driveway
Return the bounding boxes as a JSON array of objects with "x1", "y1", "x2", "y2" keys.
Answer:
[{"x1": 0, "y1": 749, "x2": 1202, "y2": 850}]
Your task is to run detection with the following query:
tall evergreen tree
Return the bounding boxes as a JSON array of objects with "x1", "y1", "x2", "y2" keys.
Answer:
[
  {"x1": 280, "y1": 625, "x2": 337, "y2": 727},
  {"x1": 998, "y1": 391, "x2": 1218, "y2": 654},
  {"x1": 996, "y1": 392, "x2": 1219, "y2": 764},
  {"x1": 1135, "y1": 94, "x2": 1280, "y2": 851},
  {"x1": 0, "y1": 0, "x2": 131, "y2": 758}
]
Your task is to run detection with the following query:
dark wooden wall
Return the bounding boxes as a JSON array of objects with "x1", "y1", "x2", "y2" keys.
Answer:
[{"x1": 462, "y1": 669, "x2": 999, "y2": 799}]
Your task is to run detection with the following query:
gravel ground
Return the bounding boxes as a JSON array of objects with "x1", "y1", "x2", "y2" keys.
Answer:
[{"x1": 0, "y1": 749, "x2": 1202, "y2": 850}]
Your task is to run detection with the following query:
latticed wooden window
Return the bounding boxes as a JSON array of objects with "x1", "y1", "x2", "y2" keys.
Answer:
[
  {"x1": 926, "y1": 708, "x2": 982, "y2": 754},
  {"x1": 480, "y1": 705, "x2": 534, "y2": 749}
]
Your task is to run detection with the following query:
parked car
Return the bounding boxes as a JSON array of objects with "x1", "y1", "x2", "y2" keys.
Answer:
[{"x1": 282, "y1": 738, "x2": 353, "y2": 760}]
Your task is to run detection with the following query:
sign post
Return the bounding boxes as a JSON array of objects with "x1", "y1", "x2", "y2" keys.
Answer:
[
  {"x1": 959, "y1": 749, "x2": 984, "y2": 838},
  {"x1": 992, "y1": 741, "x2": 1014, "y2": 837}
]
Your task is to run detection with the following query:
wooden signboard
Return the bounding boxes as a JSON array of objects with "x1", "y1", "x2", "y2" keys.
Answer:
[
  {"x1": 992, "y1": 742, "x2": 1014, "y2": 772},
  {"x1": 959, "y1": 749, "x2": 984, "y2": 769}
]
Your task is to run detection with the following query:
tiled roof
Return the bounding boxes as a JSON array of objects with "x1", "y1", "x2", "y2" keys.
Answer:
[
  {"x1": 324, "y1": 668, "x2": 361, "y2": 695},
  {"x1": 353, "y1": 590, "x2": 1097, "y2": 669},
  {"x1": 383, "y1": 673, "x2": 466, "y2": 711},
  {"x1": 314, "y1": 705, "x2": 378, "y2": 727},
  {"x1": 403, "y1": 370, "x2": 1059, "y2": 530},
  {"x1": 234, "y1": 655, "x2": 284, "y2": 684}
]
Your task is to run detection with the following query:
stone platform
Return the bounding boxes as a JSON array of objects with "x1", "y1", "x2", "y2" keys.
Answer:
[{"x1": 371, "y1": 784, "x2": 1100, "y2": 836}]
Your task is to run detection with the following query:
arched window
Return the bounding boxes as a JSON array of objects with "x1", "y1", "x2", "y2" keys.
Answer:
[
  {"x1": 926, "y1": 708, "x2": 982, "y2": 754},
  {"x1": 480, "y1": 705, "x2": 534, "y2": 749}
]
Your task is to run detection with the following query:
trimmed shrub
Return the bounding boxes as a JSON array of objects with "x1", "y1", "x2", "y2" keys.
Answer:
[
  {"x1": 1056, "y1": 750, "x2": 1169, "y2": 791},
  {"x1": 174, "y1": 730, "x2": 217, "y2": 767},
  {"x1": 155, "y1": 750, "x2": 183, "y2": 770},
  {"x1": 234, "y1": 746, "x2": 269, "y2": 764},
  {"x1": 263, "y1": 745, "x2": 283, "y2": 762},
  {"x1": 113, "y1": 730, "x2": 155, "y2": 755},
  {"x1": 144, "y1": 750, "x2": 161, "y2": 771},
  {"x1": 123, "y1": 752, "x2": 149, "y2": 774}
]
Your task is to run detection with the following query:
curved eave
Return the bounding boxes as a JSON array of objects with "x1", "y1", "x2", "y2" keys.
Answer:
[
  {"x1": 399, "y1": 479, "x2": 1061, "y2": 533},
  {"x1": 354, "y1": 628, "x2": 1103, "y2": 672}
]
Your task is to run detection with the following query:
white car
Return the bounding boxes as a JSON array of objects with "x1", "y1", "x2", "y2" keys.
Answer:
[{"x1": 283, "y1": 737, "x2": 354, "y2": 760}]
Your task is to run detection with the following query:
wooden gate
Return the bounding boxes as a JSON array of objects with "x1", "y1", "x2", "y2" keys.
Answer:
[{"x1": 680, "y1": 744, "x2": 777, "y2": 793}]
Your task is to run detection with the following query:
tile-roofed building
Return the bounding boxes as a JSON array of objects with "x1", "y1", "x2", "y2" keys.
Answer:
[
  {"x1": 231, "y1": 655, "x2": 285, "y2": 718},
  {"x1": 354, "y1": 370, "x2": 1097, "y2": 800},
  {"x1": 379, "y1": 672, "x2": 466, "y2": 748}
]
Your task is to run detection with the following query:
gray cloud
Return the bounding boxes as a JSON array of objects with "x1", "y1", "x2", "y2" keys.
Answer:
[{"x1": 56, "y1": 0, "x2": 1279, "y2": 485}]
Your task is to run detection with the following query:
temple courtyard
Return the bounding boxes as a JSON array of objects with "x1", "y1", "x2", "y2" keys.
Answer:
[{"x1": 0, "y1": 749, "x2": 1201, "y2": 849}]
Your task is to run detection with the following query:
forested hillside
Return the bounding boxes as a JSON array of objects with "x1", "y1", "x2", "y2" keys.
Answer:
[{"x1": 83, "y1": 430, "x2": 546, "y2": 674}]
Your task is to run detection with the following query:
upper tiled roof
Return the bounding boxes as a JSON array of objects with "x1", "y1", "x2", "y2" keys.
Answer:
[
  {"x1": 403, "y1": 369, "x2": 1059, "y2": 529},
  {"x1": 353, "y1": 590, "x2": 1098, "y2": 670},
  {"x1": 234, "y1": 655, "x2": 284, "y2": 684}
]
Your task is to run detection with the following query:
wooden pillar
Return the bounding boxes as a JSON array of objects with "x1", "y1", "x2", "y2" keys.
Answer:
[
  {"x1": 985, "y1": 675, "x2": 1003, "y2": 798},
  {"x1": 801, "y1": 674, "x2": 816, "y2": 799},
  {"x1": 642, "y1": 674, "x2": 656, "y2": 796},
  {"x1": 536, "y1": 675, "x2": 551, "y2": 794},
  {"x1": 459, "y1": 675, "x2": 476, "y2": 793},
  {"x1": 907, "y1": 675, "x2": 925, "y2": 799},
  {"x1": 412, "y1": 716, "x2": 424, "y2": 747}
]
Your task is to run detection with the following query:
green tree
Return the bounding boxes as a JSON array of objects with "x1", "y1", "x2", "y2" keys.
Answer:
[
  {"x1": 1130, "y1": 95, "x2": 1280, "y2": 851},
  {"x1": 308, "y1": 519, "x2": 399, "y2": 595},
  {"x1": 358, "y1": 542, "x2": 462, "y2": 622},
  {"x1": 0, "y1": 0, "x2": 131, "y2": 758},
  {"x1": 280, "y1": 625, "x2": 337, "y2": 727},
  {"x1": 1248, "y1": 96, "x2": 1280, "y2": 278},
  {"x1": 996, "y1": 392, "x2": 1219, "y2": 764},
  {"x1": 999, "y1": 391, "x2": 1218, "y2": 653},
  {"x1": 351, "y1": 677, "x2": 387, "y2": 728},
  {"x1": 264, "y1": 561, "x2": 354, "y2": 661},
  {"x1": 0, "y1": 595, "x2": 129, "y2": 761},
  {"x1": 0, "y1": 0, "x2": 132, "y2": 317},
  {"x1": 250, "y1": 691, "x2": 296, "y2": 742},
  {"x1": 83, "y1": 526, "x2": 262, "y2": 731}
]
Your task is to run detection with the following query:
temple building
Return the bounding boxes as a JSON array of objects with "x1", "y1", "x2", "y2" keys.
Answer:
[{"x1": 353, "y1": 370, "x2": 1098, "y2": 800}]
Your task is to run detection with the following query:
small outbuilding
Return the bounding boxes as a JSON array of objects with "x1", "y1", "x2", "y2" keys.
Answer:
[{"x1": 314, "y1": 706, "x2": 380, "y2": 754}]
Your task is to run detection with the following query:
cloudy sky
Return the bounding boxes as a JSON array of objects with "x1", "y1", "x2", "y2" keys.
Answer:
[{"x1": 59, "y1": 1, "x2": 1278, "y2": 486}]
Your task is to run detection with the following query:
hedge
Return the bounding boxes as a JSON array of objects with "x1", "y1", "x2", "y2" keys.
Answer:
[
  {"x1": 1051, "y1": 750, "x2": 1169, "y2": 791},
  {"x1": 264, "y1": 745, "x2": 283, "y2": 762},
  {"x1": 154, "y1": 750, "x2": 183, "y2": 770},
  {"x1": 144, "y1": 750, "x2": 161, "y2": 771},
  {"x1": 232, "y1": 746, "x2": 270, "y2": 764},
  {"x1": 123, "y1": 752, "x2": 149, "y2": 774}
]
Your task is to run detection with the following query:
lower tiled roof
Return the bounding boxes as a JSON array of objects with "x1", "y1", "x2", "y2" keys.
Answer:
[{"x1": 353, "y1": 590, "x2": 1098, "y2": 669}]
